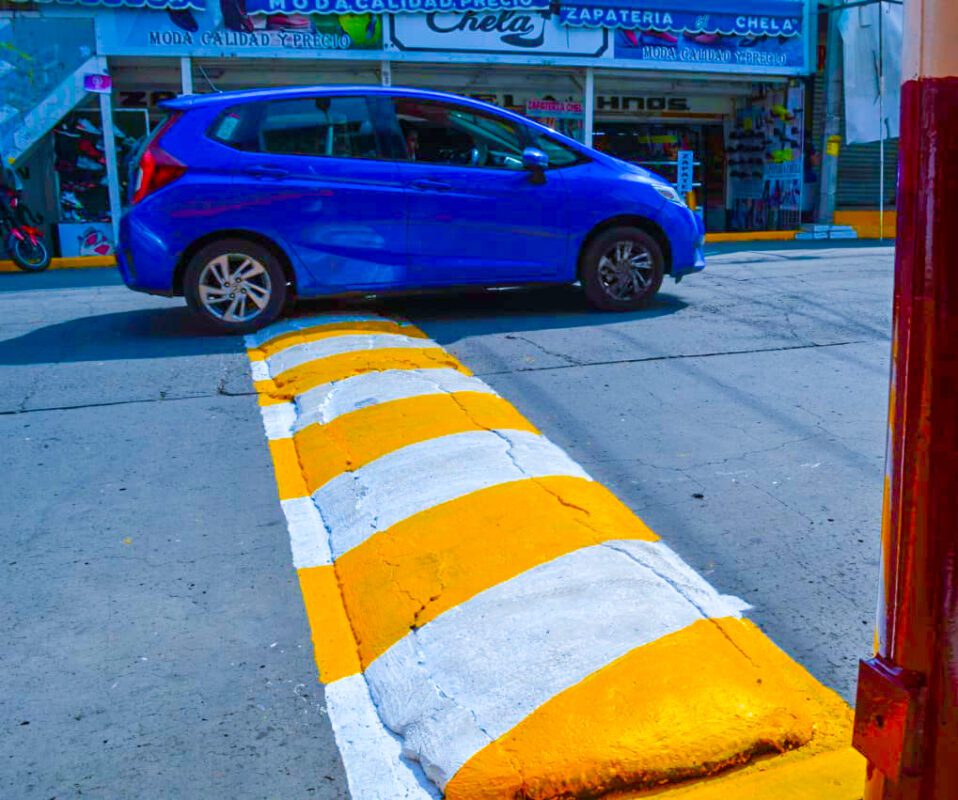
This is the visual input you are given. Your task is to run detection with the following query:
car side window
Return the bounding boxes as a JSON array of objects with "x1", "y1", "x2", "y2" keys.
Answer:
[
  {"x1": 221, "y1": 96, "x2": 378, "y2": 159},
  {"x1": 530, "y1": 133, "x2": 587, "y2": 169},
  {"x1": 393, "y1": 99, "x2": 526, "y2": 170}
]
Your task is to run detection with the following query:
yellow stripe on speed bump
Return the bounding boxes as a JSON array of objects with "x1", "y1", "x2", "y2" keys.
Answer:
[
  {"x1": 660, "y1": 748, "x2": 866, "y2": 800},
  {"x1": 255, "y1": 346, "x2": 470, "y2": 405},
  {"x1": 337, "y1": 476, "x2": 657, "y2": 667},
  {"x1": 445, "y1": 618, "x2": 854, "y2": 800},
  {"x1": 248, "y1": 320, "x2": 430, "y2": 362},
  {"x1": 298, "y1": 566, "x2": 362, "y2": 684},
  {"x1": 295, "y1": 391, "x2": 538, "y2": 493},
  {"x1": 269, "y1": 438, "x2": 309, "y2": 501}
]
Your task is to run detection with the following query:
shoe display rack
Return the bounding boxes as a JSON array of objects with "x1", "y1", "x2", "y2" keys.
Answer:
[
  {"x1": 52, "y1": 107, "x2": 148, "y2": 257},
  {"x1": 726, "y1": 85, "x2": 805, "y2": 232}
]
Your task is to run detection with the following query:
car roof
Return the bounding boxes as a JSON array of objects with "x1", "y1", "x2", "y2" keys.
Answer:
[
  {"x1": 159, "y1": 84, "x2": 604, "y2": 163},
  {"x1": 165, "y1": 85, "x2": 499, "y2": 114}
]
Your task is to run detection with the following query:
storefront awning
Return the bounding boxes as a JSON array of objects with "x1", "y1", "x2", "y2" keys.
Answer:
[
  {"x1": 15, "y1": 0, "x2": 203, "y2": 9},
  {"x1": 558, "y1": 0, "x2": 803, "y2": 35},
  {"x1": 246, "y1": 0, "x2": 548, "y2": 15}
]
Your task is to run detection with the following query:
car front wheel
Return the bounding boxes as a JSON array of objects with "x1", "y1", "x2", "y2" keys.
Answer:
[
  {"x1": 580, "y1": 227, "x2": 665, "y2": 311},
  {"x1": 184, "y1": 238, "x2": 288, "y2": 334}
]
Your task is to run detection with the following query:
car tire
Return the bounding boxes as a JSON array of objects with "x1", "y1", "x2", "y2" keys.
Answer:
[
  {"x1": 580, "y1": 226, "x2": 665, "y2": 311},
  {"x1": 184, "y1": 238, "x2": 288, "y2": 334}
]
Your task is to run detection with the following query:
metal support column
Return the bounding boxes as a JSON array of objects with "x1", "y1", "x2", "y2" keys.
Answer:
[
  {"x1": 97, "y1": 61, "x2": 122, "y2": 246},
  {"x1": 381, "y1": 59, "x2": 392, "y2": 88},
  {"x1": 584, "y1": 67, "x2": 594, "y2": 148},
  {"x1": 852, "y1": 0, "x2": 958, "y2": 796},
  {"x1": 816, "y1": 0, "x2": 844, "y2": 225},
  {"x1": 180, "y1": 56, "x2": 193, "y2": 96}
]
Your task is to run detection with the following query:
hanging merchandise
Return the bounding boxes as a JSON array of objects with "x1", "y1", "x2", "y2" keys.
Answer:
[
  {"x1": 52, "y1": 109, "x2": 138, "y2": 256},
  {"x1": 726, "y1": 84, "x2": 804, "y2": 231}
]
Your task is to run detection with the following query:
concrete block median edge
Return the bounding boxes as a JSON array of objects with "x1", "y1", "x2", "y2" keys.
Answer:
[{"x1": 244, "y1": 313, "x2": 863, "y2": 799}]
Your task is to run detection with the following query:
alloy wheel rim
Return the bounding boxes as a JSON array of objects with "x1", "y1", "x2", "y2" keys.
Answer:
[
  {"x1": 198, "y1": 253, "x2": 272, "y2": 323},
  {"x1": 597, "y1": 240, "x2": 653, "y2": 301}
]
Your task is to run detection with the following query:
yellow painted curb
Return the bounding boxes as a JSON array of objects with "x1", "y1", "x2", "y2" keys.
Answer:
[
  {"x1": 705, "y1": 231, "x2": 799, "y2": 243},
  {"x1": 834, "y1": 210, "x2": 897, "y2": 240},
  {"x1": 248, "y1": 315, "x2": 861, "y2": 799},
  {"x1": 295, "y1": 390, "x2": 537, "y2": 494},
  {"x1": 446, "y1": 618, "x2": 853, "y2": 800},
  {"x1": 253, "y1": 346, "x2": 469, "y2": 404},
  {"x1": 0, "y1": 255, "x2": 116, "y2": 273},
  {"x1": 624, "y1": 748, "x2": 865, "y2": 799}
]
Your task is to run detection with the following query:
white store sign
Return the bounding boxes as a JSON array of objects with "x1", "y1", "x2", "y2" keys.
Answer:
[{"x1": 386, "y1": 11, "x2": 608, "y2": 57}]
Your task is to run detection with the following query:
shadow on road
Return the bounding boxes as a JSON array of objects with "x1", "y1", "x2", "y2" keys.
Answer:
[
  {"x1": 0, "y1": 267, "x2": 123, "y2": 293},
  {"x1": 0, "y1": 306, "x2": 243, "y2": 365},
  {"x1": 299, "y1": 284, "x2": 689, "y2": 345},
  {"x1": 0, "y1": 280, "x2": 686, "y2": 365}
]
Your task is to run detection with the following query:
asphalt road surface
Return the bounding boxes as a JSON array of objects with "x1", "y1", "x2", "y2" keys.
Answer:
[{"x1": 1, "y1": 241, "x2": 893, "y2": 798}]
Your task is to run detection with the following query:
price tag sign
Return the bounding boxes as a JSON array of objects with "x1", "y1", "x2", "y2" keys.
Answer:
[{"x1": 676, "y1": 150, "x2": 694, "y2": 195}]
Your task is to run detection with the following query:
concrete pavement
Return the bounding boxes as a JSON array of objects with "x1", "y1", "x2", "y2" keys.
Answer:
[
  {"x1": 0, "y1": 270, "x2": 349, "y2": 798},
  {"x1": 1, "y1": 241, "x2": 892, "y2": 796}
]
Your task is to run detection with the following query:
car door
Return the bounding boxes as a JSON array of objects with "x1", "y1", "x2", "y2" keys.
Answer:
[
  {"x1": 225, "y1": 94, "x2": 406, "y2": 293},
  {"x1": 385, "y1": 96, "x2": 569, "y2": 286}
]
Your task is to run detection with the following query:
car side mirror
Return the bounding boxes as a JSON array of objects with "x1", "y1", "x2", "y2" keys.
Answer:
[{"x1": 522, "y1": 147, "x2": 548, "y2": 184}]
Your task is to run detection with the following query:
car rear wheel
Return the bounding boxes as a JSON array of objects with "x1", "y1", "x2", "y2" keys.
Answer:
[
  {"x1": 184, "y1": 238, "x2": 287, "y2": 334},
  {"x1": 580, "y1": 227, "x2": 664, "y2": 311}
]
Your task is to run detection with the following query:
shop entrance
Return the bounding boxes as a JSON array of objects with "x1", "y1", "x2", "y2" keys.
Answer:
[{"x1": 592, "y1": 122, "x2": 727, "y2": 232}]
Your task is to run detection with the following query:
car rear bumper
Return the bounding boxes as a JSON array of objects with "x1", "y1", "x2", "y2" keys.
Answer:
[{"x1": 116, "y1": 210, "x2": 178, "y2": 295}]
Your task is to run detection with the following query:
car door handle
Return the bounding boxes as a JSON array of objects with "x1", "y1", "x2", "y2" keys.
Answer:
[
  {"x1": 410, "y1": 179, "x2": 452, "y2": 191},
  {"x1": 244, "y1": 166, "x2": 289, "y2": 180}
]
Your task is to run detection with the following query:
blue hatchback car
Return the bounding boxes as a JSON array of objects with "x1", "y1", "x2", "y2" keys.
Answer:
[{"x1": 119, "y1": 85, "x2": 705, "y2": 333}]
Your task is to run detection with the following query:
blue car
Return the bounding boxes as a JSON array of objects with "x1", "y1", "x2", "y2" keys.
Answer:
[{"x1": 119, "y1": 85, "x2": 705, "y2": 333}]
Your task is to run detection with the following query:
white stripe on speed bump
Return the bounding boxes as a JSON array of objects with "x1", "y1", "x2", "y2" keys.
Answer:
[
  {"x1": 244, "y1": 314, "x2": 396, "y2": 350},
  {"x1": 365, "y1": 540, "x2": 750, "y2": 788},
  {"x1": 260, "y1": 402, "x2": 296, "y2": 440},
  {"x1": 250, "y1": 359, "x2": 271, "y2": 384},
  {"x1": 266, "y1": 334, "x2": 436, "y2": 379},
  {"x1": 280, "y1": 496, "x2": 332, "y2": 568},
  {"x1": 325, "y1": 674, "x2": 440, "y2": 800},
  {"x1": 315, "y1": 429, "x2": 591, "y2": 559},
  {"x1": 293, "y1": 368, "x2": 498, "y2": 433}
]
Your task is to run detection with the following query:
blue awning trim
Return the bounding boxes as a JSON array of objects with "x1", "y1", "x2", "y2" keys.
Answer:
[
  {"x1": 559, "y1": 0, "x2": 803, "y2": 36},
  {"x1": 247, "y1": 0, "x2": 548, "y2": 14},
  {"x1": 16, "y1": 0, "x2": 203, "y2": 8}
]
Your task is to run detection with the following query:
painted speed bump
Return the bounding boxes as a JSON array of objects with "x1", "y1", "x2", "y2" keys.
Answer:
[{"x1": 247, "y1": 314, "x2": 861, "y2": 799}]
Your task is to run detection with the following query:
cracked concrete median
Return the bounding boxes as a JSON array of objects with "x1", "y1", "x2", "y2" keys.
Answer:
[{"x1": 246, "y1": 314, "x2": 863, "y2": 799}]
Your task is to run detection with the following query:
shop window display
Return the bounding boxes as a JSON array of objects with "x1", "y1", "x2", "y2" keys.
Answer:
[
  {"x1": 592, "y1": 123, "x2": 725, "y2": 231},
  {"x1": 726, "y1": 86, "x2": 805, "y2": 232},
  {"x1": 52, "y1": 107, "x2": 147, "y2": 256}
]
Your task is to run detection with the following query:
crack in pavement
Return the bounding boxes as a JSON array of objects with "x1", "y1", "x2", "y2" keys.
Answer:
[
  {"x1": 0, "y1": 389, "x2": 258, "y2": 416},
  {"x1": 476, "y1": 339, "x2": 867, "y2": 376},
  {"x1": 506, "y1": 334, "x2": 585, "y2": 367}
]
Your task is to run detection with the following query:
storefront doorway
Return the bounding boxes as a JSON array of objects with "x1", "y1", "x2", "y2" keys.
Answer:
[{"x1": 592, "y1": 121, "x2": 726, "y2": 232}]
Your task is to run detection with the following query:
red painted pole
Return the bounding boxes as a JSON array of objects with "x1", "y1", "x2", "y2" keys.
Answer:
[{"x1": 852, "y1": 1, "x2": 958, "y2": 798}]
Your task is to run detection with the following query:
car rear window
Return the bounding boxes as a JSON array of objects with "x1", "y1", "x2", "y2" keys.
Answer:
[{"x1": 208, "y1": 105, "x2": 260, "y2": 151}]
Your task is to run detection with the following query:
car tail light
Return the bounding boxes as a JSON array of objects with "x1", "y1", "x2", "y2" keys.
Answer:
[{"x1": 132, "y1": 113, "x2": 186, "y2": 204}]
